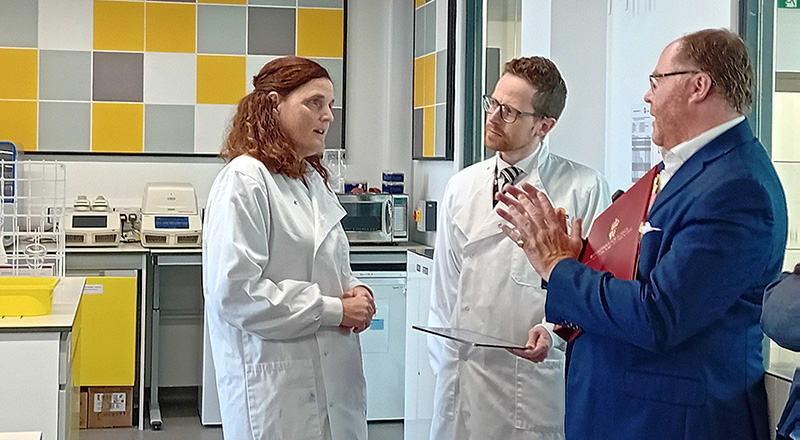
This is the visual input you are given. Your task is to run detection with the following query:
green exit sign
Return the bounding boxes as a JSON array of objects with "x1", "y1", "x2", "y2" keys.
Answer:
[{"x1": 779, "y1": 0, "x2": 799, "y2": 8}]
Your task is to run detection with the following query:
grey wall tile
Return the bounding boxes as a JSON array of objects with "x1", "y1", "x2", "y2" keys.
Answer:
[
  {"x1": 312, "y1": 57, "x2": 343, "y2": 105},
  {"x1": 414, "y1": 6, "x2": 424, "y2": 58},
  {"x1": 145, "y1": 104, "x2": 195, "y2": 153},
  {"x1": 435, "y1": 104, "x2": 445, "y2": 157},
  {"x1": 38, "y1": 102, "x2": 91, "y2": 151},
  {"x1": 413, "y1": 108, "x2": 424, "y2": 158},
  {"x1": 93, "y1": 52, "x2": 144, "y2": 102},
  {"x1": 326, "y1": 107, "x2": 342, "y2": 150},
  {"x1": 248, "y1": 7, "x2": 295, "y2": 55},
  {"x1": 198, "y1": 5, "x2": 246, "y2": 55},
  {"x1": 298, "y1": 0, "x2": 343, "y2": 7},
  {"x1": 436, "y1": 49, "x2": 446, "y2": 104},
  {"x1": 249, "y1": 0, "x2": 295, "y2": 5},
  {"x1": 424, "y1": 1, "x2": 436, "y2": 56},
  {"x1": 40, "y1": 50, "x2": 92, "y2": 101},
  {"x1": 0, "y1": 0, "x2": 37, "y2": 47}
]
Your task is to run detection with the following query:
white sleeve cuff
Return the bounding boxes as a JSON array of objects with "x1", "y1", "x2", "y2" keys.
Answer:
[{"x1": 321, "y1": 295, "x2": 344, "y2": 327}]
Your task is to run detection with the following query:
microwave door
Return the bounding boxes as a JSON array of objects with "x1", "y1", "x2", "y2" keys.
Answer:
[{"x1": 382, "y1": 197, "x2": 393, "y2": 238}]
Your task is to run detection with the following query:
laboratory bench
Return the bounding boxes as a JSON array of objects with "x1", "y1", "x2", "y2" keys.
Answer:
[
  {"x1": 59, "y1": 241, "x2": 432, "y2": 431},
  {"x1": 0, "y1": 277, "x2": 86, "y2": 440}
]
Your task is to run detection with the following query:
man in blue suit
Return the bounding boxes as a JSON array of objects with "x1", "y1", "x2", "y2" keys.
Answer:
[{"x1": 496, "y1": 28, "x2": 788, "y2": 439}]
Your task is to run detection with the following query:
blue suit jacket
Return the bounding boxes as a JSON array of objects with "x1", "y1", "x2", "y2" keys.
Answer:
[{"x1": 547, "y1": 120, "x2": 787, "y2": 440}]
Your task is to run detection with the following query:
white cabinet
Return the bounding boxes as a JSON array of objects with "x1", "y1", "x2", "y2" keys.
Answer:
[
  {"x1": 0, "y1": 278, "x2": 84, "y2": 440},
  {"x1": 404, "y1": 250, "x2": 435, "y2": 439},
  {"x1": 356, "y1": 271, "x2": 407, "y2": 420}
]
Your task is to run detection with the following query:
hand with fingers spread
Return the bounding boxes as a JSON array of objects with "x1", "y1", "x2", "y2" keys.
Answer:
[
  {"x1": 340, "y1": 285, "x2": 376, "y2": 333},
  {"x1": 496, "y1": 182, "x2": 584, "y2": 282},
  {"x1": 507, "y1": 325, "x2": 552, "y2": 363}
]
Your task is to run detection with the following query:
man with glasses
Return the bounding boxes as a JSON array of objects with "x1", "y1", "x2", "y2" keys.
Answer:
[
  {"x1": 497, "y1": 29, "x2": 786, "y2": 440},
  {"x1": 427, "y1": 56, "x2": 610, "y2": 440}
]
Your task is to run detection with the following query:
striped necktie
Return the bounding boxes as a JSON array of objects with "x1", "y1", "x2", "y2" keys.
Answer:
[{"x1": 500, "y1": 166, "x2": 521, "y2": 192}]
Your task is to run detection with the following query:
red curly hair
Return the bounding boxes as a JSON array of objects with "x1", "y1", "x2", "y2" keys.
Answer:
[{"x1": 221, "y1": 56, "x2": 331, "y2": 182}]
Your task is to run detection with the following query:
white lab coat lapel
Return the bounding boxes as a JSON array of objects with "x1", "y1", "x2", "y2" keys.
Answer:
[
  {"x1": 454, "y1": 160, "x2": 504, "y2": 248},
  {"x1": 307, "y1": 168, "x2": 346, "y2": 258}
]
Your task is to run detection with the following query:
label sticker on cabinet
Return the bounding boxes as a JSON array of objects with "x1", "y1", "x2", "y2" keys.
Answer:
[{"x1": 84, "y1": 284, "x2": 104, "y2": 294}]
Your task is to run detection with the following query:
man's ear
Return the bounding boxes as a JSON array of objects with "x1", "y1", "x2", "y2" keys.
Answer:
[
  {"x1": 536, "y1": 117, "x2": 558, "y2": 138},
  {"x1": 688, "y1": 72, "x2": 714, "y2": 103}
]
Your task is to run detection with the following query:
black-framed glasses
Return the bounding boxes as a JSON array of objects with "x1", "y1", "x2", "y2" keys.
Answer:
[
  {"x1": 648, "y1": 70, "x2": 702, "y2": 91},
  {"x1": 481, "y1": 95, "x2": 538, "y2": 123}
]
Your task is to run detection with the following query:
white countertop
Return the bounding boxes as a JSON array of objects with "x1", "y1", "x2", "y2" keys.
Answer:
[{"x1": 0, "y1": 277, "x2": 85, "y2": 332}]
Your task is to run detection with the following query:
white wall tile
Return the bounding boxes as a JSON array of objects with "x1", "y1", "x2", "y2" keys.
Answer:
[
  {"x1": 38, "y1": 0, "x2": 93, "y2": 50},
  {"x1": 144, "y1": 53, "x2": 197, "y2": 105},
  {"x1": 245, "y1": 55, "x2": 279, "y2": 94},
  {"x1": 194, "y1": 104, "x2": 237, "y2": 154}
]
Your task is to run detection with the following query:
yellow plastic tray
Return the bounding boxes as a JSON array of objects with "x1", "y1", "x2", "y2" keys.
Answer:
[{"x1": 0, "y1": 277, "x2": 59, "y2": 317}]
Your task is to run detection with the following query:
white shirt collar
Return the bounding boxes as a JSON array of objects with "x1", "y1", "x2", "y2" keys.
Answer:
[
  {"x1": 496, "y1": 143, "x2": 543, "y2": 182},
  {"x1": 659, "y1": 115, "x2": 745, "y2": 187}
]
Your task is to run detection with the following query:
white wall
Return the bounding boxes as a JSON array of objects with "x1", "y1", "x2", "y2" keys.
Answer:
[
  {"x1": 776, "y1": 8, "x2": 800, "y2": 72},
  {"x1": 344, "y1": 0, "x2": 414, "y2": 192},
  {"x1": 604, "y1": 0, "x2": 738, "y2": 192},
  {"x1": 549, "y1": 0, "x2": 608, "y2": 175}
]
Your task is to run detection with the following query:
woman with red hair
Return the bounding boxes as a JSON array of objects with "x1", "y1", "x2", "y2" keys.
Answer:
[{"x1": 203, "y1": 56, "x2": 375, "y2": 440}]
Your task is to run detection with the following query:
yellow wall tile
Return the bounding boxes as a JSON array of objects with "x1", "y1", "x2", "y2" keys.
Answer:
[
  {"x1": 197, "y1": 0, "x2": 246, "y2": 4},
  {"x1": 425, "y1": 52, "x2": 436, "y2": 107},
  {"x1": 423, "y1": 106, "x2": 435, "y2": 157},
  {"x1": 0, "y1": 49, "x2": 38, "y2": 100},
  {"x1": 0, "y1": 101, "x2": 37, "y2": 151},
  {"x1": 197, "y1": 55, "x2": 246, "y2": 105},
  {"x1": 297, "y1": 8, "x2": 344, "y2": 58},
  {"x1": 92, "y1": 103, "x2": 143, "y2": 153},
  {"x1": 94, "y1": 1, "x2": 145, "y2": 51},
  {"x1": 146, "y1": 3, "x2": 196, "y2": 53},
  {"x1": 414, "y1": 53, "x2": 435, "y2": 108}
]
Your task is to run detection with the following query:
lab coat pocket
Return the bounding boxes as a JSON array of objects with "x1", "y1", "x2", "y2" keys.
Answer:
[
  {"x1": 245, "y1": 359, "x2": 322, "y2": 440},
  {"x1": 511, "y1": 249, "x2": 542, "y2": 288},
  {"x1": 514, "y1": 357, "x2": 565, "y2": 435},
  {"x1": 434, "y1": 344, "x2": 460, "y2": 420}
]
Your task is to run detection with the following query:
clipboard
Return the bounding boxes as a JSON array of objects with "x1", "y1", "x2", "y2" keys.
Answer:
[{"x1": 412, "y1": 325, "x2": 528, "y2": 350}]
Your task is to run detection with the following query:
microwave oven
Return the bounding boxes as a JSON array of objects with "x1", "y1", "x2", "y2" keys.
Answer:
[{"x1": 337, "y1": 193, "x2": 408, "y2": 244}]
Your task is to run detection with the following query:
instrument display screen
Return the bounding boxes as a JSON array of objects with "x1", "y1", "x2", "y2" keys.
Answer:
[
  {"x1": 72, "y1": 215, "x2": 107, "y2": 228},
  {"x1": 155, "y1": 216, "x2": 190, "y2": 229}
]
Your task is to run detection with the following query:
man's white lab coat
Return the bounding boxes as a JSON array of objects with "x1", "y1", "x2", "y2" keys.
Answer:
[{"x1": 428, "y1": 144, "x2": 610, "y2": 440}]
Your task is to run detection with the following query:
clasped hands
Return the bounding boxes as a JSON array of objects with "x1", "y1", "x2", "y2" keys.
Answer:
[
  {"x1": 340, "y1": 285, "x2": 376, "y2": 334},
  {"x1": 495, "y1": 183, "x2": 584, "y2": 282}
]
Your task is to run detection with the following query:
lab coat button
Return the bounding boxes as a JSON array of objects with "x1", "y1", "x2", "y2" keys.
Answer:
[
  {"x1": 464, "y1": 306, "x2": 470, "y2": 311},
  {"x1": 323, "y1": 351, "x2": 328, "y2": 356}
]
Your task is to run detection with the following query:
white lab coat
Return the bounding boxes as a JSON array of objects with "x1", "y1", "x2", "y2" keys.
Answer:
[
  {"x1": 428, "y1": 144, "x2": 610, "y2": 440},
  {"x1": 202, "y1": 155, "x2": 368, "y2": 440}
]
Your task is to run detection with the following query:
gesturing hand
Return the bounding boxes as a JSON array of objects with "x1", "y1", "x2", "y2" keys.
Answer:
[{"x1": 496, "y1": 183, "x2": 584, "y2": 282}]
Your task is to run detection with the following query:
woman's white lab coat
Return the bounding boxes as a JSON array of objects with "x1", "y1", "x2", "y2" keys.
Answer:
[
  {"x1": 202, "y1": 155, "x2": 367, "y2": 440},
  {"x1": 428, "y1": 143, "x2": 610, "y2": 440}
]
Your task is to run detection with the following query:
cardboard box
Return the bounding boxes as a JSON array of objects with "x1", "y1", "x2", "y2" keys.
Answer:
[
  {"x1": 86, "y1": 386, "x2": 133, "y2": 428},
  {"x1": 79, "y1": 390, "x2": 88, "y2": 429}
]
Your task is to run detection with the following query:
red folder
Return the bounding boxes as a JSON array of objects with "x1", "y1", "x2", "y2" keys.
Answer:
[{"x1": 553, "y1": 165, "x2": 660, "y2": 342}]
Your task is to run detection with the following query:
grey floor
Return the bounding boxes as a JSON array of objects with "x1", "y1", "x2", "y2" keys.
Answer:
[{"x1": 79, "y1": 395, "x2": 403, "y2": 440}]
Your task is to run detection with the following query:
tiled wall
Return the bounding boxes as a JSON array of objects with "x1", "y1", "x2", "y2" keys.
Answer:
[
  {"x1": 412, "y1": 0, "x2": 449, "y2": 159},
  {"x1": 0, "y1": 0, "x2": 345, "y2": 154}
]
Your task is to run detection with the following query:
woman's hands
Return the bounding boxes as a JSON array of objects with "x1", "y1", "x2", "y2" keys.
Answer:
[{"x1": 340, "y1": 285, "x2": 376, "y2": 333}]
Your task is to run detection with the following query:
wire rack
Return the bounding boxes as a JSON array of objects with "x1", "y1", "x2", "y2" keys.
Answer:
[{"x1": 0, "y1": 160, "x2": 66, "y2": 278}]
